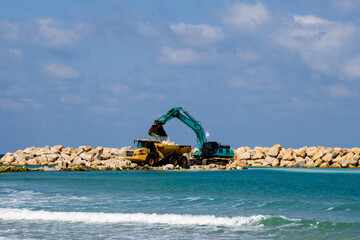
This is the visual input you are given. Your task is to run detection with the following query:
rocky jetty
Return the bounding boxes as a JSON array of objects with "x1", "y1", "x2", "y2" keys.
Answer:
[
  {"x1": 233, "y1": 144, "x2": 360, "y2": 168},
  {"x1": 0, "y1": 145, "x2": 133, "y2": 171},
  {"x1": 1, "y1": 144, "x2": 360, "y2": 171}
]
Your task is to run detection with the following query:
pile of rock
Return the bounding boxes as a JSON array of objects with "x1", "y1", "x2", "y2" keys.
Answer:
[
  {"x1": 0, "y1": 145, "x2": 133, "y2": 170},
  {"x1": 233, "y1": 144, "x2": 360, "y2": 168}
]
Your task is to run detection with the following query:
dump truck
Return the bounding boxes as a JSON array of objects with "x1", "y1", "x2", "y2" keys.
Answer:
[
  {"x1": 125, "y1": 139, "x2": 191, "y2": 167},
  {"x1": 149, "y1": 107, "x2": 234, "y2": 165}
]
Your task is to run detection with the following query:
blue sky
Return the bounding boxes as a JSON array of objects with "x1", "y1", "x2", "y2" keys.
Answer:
[{"x1": 1, "y1": 0, "x2": 360, "y2": 153}]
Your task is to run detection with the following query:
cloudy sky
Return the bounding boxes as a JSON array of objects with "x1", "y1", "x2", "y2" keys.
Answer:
[{"x1": 1, "y1": 0, "x2": 360, "y2": 153}]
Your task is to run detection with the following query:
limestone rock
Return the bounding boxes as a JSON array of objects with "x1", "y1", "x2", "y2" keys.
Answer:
[
  {"x1": 277, "y1": 148, "x2": 287, "y2": 159},
  {"x1": 101, "y1": 152, "x2": 111, "y2": 160},
  {"x1": 26, "y1": 159, "x2": 38, "y2": 165},
  {"x1": 322, "y1": 153, "x2": 333, "y2": 162},
  {"x1": 252, "y1": 150, "x2": 265, "y2": 160},
  {"x1": 238, "y1": 152, "x2": 251, "y2": 160},
  {"x1": 330, "y1": 162, "x2": 341, "y2": 168},
  {"x1": 313, "y1": 159, "x2": 323, "y2": 167},
  {"x1": 163, "y1": 164, "x2": 174, "y2": 170},
  {"x1": 268, "y1": 144, "x2": 282, "y2": 157},
  {"x1": 306, "y1": 147, "x2": 317, "y2": 158},
  {"x1": 79, "y1": 153, "x2": 93, "y2": 161},
  {"x1": 313, "y1": 150, "x2": 324, "y2": 161},
  {"x1": 50, "y1": 145, "x2": 63, "y2": 154},
  {"x1": 282, "y1": 150, "x2": 295, "y2": 161},
  {"x1": 72, "y1": 156, "x2": 85, "y2": 165},
  {"x1": 271, "y1": 158, "x2": 280, "y2": 167},
  {"x1": 47, "y1": 154, "x2": 59, "y2": 162},
  {"x1": 295, "y1": 147, "x2": 306, "y2": 158},
  {"x1": 339, "y1": 159, "x2": 350, "y2": 168},
  {"x1": 279, "y1": 160, "x2": 291, "y2": 167},
  {"x1": 234, "y1": 160, "x2": 247, "y2": 166},
  {"x1": 319, "y1": 162, "x2": 330, "y2": 168}
]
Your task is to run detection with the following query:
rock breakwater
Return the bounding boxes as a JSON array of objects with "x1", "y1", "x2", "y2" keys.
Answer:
[
  {"x1": 233, "y1": 144, "x2": 360, "y2": 168},
  {"x1": 0, "y1": 145, "x2": 133, "y2": 171},
  {"x1": 1, "y1": 144, "x2": 359, "y2": 171}
]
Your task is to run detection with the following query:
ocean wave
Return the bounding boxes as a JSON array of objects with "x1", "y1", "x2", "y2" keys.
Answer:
[{"x1": 0, "y1": 208, "x2": 289, "y2": 227}]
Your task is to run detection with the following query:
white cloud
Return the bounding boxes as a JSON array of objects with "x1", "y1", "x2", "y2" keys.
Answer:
[
  {"x1": 329, "y1": 84, "x2": 356, "y2": 98},
  {"x1": 0, "y1": 20, "x2": 18, "y2": 40},
  {"x1": 170, "y1": 23, "x2": 224, "y2": 46},
  {"x1": 35, "y1": 18, "x2": 91, "y2": 48},
  {"x1": 157, "y1": 46, "x2": 205, "y2": 65},
  {"x1": 332, "y1": 0, "x2": 360, "y2": 11},
  {"x1": 273, "y1": 14, "x2": 357, "y2": 76},
  {"x1": 344, "y1": 56, "x2": 360, "y2": 79},
  {"x1": 43, "y1": 63, "x2": 79, "y2": 79},
  {"x1": 0, "y1": 98, "x2": 43, "y2": 111},
  {"x1": 294, "y1": 15, "x2": 330, "y2": 26},
  {"x1": 223, "y1": 2, "x2": 270, "y2": 32}
]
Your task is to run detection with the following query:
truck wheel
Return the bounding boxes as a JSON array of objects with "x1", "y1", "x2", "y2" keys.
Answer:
[
  {"x1": 180, "y1": 156, "x2": 189, "y2": 169},
  {"x1": 170, "y1": 157, "x2": 178, "y2": 166},
  {"x1": 147, "y1": 157, "x2": 156, "y2": 166}
]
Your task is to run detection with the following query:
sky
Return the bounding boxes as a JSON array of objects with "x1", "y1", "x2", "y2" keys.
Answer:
[{"x1": 1, "y1": 0, "x2": 360, "y2": 153}]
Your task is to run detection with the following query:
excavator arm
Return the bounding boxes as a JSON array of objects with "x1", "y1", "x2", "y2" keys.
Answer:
[{"x1": 149, "y1": 107, "x2": 207, "y2": 152}]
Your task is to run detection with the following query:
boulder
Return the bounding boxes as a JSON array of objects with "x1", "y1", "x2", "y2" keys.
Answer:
[
  {"x1": 101, "y1": 152, "x2": 112, "y2": 160},
  {"x1": 339, "y1": 159, "x2": 350, "y2": 168},
  {"x1": 79, "y1": 153, "x2": 93, "y2": 162},
  {"x1": 279, "y1": 160, "x2": 291, "y2": 167},
  {"x1": 322, "y1": 153, "x2": 333, "y2": 162},
  {"x1": 295, "y1": 147, "x2": 306, "y2": 158},
  {"x1": 234, "y1": 160, "x2": 247, "y2": 166},
  {"x1": 304, "y1": 159, "x2": 314, "y2": 168},
  {"x1": 313, "y1": 159, "x2": 323, "y2": 167},
  {"x1": 343, "y1": 152, "x2": 358, "y2": 166},
  {"x1": 47, "y1": 154, "x2": 59, "y2": 162},
  {"x1": 330, "y1": 162, "x2": 341, "y2": 168},
  {"x1": 26, "y1": 159, "x2": 38, "y2": 165},
  {"x1": 268, "y1": 144, "x2": 282, "y2": 157},
  {"x1": 50, "y1": 145, "x2": 63, "y2": 154},
  {"x1": 252, "y1": 150, "x2": 265, "y2": 160},
  {"x1": 319, "y1": 162, "x2": 330, "y2": 168},
  {"x1": 306, "y1": 147, "x2": 317, "y2": 158},
  {"x1": 68, "y1": 153, "x2": 77, "y2": 162},
  {"x1": 277, "y1": 148, "x2": 287, "y2": 159},
  {"x1": 163, "y1": 164, "x2": 174, "y2": 170},
  {"x1": 282, "y1": 150, "x2": 295, "y2": 161},
  {"x1": 238, "y1": 152, "x2": 251, "y2": 160},
  {"x1": 264, "y1": 156, "x2": 276, "y2": 165},
  {"x1": 271, "y1": 158, "x2": 280, "y2": 167},
  {"x1": 296, "y1": 160, "x2": 306, "y2": 167},
  {"x1": 313, "y1": 150, "x2": 324, "y2": 161},
  {"x1": 72, "y1": 156, "x2": 85, "y2": 165}
]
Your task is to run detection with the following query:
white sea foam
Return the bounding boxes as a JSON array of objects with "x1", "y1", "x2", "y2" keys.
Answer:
[{"x1": 0, "y1": 208, "x2": 270, "y2": 227}]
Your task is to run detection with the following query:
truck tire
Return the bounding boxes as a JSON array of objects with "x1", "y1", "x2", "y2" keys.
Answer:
[
  {"x1": 170, "y1": 156, "x2": 178, "y2": 166},
  {"x1": 146, "y1": 157, "x2": 156, "y2": 166},
  {"x1": 180, "y1": 156, "x2": 190, "y2": 169}
]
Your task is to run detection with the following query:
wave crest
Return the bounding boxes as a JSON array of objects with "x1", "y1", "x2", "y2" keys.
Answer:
[{"x1": 0, "y1": 208, "x2": 287, "y2": 227}]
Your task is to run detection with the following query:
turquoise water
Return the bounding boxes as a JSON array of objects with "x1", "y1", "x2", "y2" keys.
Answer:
[{"x1": 0, "y1": 168, "x2": 360, "y2": 239}]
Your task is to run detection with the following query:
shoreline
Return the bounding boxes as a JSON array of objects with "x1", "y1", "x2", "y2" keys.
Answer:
[{"x1": 1, "y1": 144, "x2": 359, "y2": 172}]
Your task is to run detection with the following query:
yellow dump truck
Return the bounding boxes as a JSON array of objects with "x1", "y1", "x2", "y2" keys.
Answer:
[{"x1": 125, "y1": 139, "x2": 191, "y2": 167}]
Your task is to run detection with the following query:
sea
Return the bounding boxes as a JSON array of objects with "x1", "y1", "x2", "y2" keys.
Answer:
[{"x1": 0, "y1": 168, "x2": 359, "y2": 239}]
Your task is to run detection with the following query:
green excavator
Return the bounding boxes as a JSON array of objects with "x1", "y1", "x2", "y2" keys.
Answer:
[{"x1": 149, "y1": 107, "x2": 234, "y2": 164}]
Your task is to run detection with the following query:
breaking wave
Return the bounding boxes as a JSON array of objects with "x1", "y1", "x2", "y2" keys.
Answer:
[{"x1": 0, "y1": 208, "x2": 291, "y2": 227}]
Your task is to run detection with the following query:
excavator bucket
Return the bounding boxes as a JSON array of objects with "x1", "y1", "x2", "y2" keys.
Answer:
[{"x1": 148, "y1": 123, "x2": 168, "y2": 139}]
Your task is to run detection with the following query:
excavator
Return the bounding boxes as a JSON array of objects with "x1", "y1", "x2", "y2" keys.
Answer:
[{"x1": 148, "y1": 107, "x2": 234, "y2": 165}]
